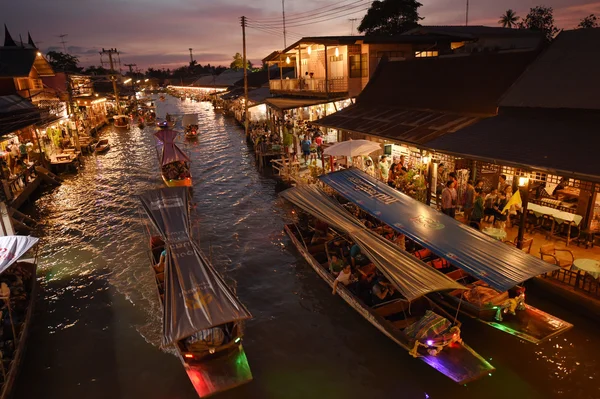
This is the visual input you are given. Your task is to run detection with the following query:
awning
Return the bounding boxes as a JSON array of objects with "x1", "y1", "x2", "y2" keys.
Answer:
[
  {"x1": 0, "y1": 235, "x2": 39, "y2": 275},
  {"x1": 426, "y1": 108, "x2": 600, "y2": 182},
  {"x1": 247, "y1": 87, "x2": 271, "y2": 106},
  {"x1": 281, "y1": 185, "x2": 465, "y2": 301},
  {"x1": 319, "y1": 168, "x2": 559, "y2": 292},
  {"x1": 0, "y1": 95, "x2": 41, "y2": 136},
  {"x1": 314, "y1": 103, "x2": 481, "y2": 145},
  {"x1": 154, "y1": 130, "x2": 190, "y2": 166},
  {"x1": 265, "y1": 97, "x2": 332, "y2": 112},
  {"x1": 139, "y1": 188, "x2": 252, "y2": 346}
]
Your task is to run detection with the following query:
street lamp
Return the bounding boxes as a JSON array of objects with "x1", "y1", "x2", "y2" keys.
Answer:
[{"x1": 516, "y1": 176, "x2": 530, "y2": 249}]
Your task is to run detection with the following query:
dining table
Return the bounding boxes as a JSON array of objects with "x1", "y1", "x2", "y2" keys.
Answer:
[{"x1": 528, "y1": 203, "x2": 583, "y2": 246}]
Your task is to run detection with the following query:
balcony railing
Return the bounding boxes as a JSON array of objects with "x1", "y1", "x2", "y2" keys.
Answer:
[{"x1": 269, "y1": 77, "x2": 348, "y2": 95}]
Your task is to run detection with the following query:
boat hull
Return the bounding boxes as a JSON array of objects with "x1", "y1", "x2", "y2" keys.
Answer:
[
  {"x1": 284, "y1": 225, "x2": 494, "y2": 384},
  {"x1": 0, "y1": 261, "x2": 37, "y2": 399},
  {"x1": 161, "y1": 175, "x2": 192, "y2": 187},
  {"x1": 182, "y1": 345, "x2": 252, "y2": 398},
  {"x1": 432, "y1": 289, "x2": 573, "y2": 344}
]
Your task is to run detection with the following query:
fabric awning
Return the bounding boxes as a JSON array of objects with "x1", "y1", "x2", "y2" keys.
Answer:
[
  {"x1": 154, "y1": 130, "x2": 190, "y2": 166},
  {"x1": 281, "y1": 185, "x2": 465, "y2": 301},
  {"x1": 0, "y1": 235, "x2": 39, "y2": 275},
  {"x1": 139, "y1": 188, "x2": 252, "y2": 346},
  {"x1": 319, "y1": 168, "x2": 559, "y2": 292}
]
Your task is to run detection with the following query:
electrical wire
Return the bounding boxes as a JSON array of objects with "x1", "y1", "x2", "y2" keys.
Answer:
[
  {"x1": 249, "y1": 6, "x2": 370, "y2": 29},
  {"x1": 248, "y1": 1, "x2": 370, "y2": 27},
  {"x1": 247, "y1": 25, "x2": 303, "y2": 39},
  {"x1": 251, "y1": 0, "x2": 368, "y2": 22}
]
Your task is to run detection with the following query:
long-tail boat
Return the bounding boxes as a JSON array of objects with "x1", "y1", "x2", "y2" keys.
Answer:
[
  {"x1": 281, "y1": 185, "x2": 494, "y2": 384},
  {"x1": 139, "y1": 187, "x2": 253, "y2": 397},
  {"x1": 0, "y1": 236, "x2": 39, "y2": 399},
  {"x1": 154, "y1": 129, "x2": 192, "y2": 187},
  {"x1": 319, "y1": 168, "x2": 573, "y2": 344}
]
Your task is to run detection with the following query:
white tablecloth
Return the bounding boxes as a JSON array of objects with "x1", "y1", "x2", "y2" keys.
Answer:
[{"x1": 528, "y1": 203, "x2": 583, "y2": 226}]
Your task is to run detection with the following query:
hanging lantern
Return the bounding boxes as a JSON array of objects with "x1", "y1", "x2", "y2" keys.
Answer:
[
  {"x1": 335, "y1": 47, "x2": 339, "y2": 57},
  {"x1": 286, "y1": 56, "x2": 290, "y2": 64},
  {"x1": 307, "y1": 45, "x2": 312, "y2": 55}
]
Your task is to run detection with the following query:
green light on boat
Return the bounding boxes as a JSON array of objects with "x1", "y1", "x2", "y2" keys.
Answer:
[{"x1": 235, "y1": 337, "x2": 241, "y2": 343}]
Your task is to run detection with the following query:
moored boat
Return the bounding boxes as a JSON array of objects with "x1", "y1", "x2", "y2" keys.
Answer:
[
  {"x1": 281, "y1": 185, "x2": 494, "y2": 384},
  {"x1": 0, "y1": 236, "x2": 40, "y2": 399},
  {"x1": 154, "y1": 129, "x2": 192, "y2": 187},
  {"x1": 319, "y1": 168, "x2": 573, "y2": 344},
  {"x1": 139, "y1": 188, "x2": 253, "y2": 397},
  {"x1": 95, "y1": 139, "x2": 110, "y2": 154},
  {"x1": 113, "y1": 115, "x2": 130, "y2": 129}
]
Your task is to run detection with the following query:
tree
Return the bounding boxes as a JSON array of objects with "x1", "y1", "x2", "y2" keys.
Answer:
[
  {"x1": 578, "y1": 14, "x2": 599, "y2": 29},
  {"x1": 46, "y1": 51, "x2": 83, "y2": 72},
  {"x1": 499, "y1": 9, "x2": 520, "y2": 28},
  {"x1": 518, "y1": 6, "x2": 560, "y2": 42},
  {"x1": 357, "y1": 0, "x2": 423, "y2": 36},
  {"x1": 229, "y1": 53, "x2": 252, "y2": 70},
  {"x1": 83, "y1": 65, "x2": 109, "y2": 75}
]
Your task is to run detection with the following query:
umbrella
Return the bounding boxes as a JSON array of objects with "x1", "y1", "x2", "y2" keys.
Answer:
[{"x1": 323, "y1": 139, "x2": 381, "y2": 157}]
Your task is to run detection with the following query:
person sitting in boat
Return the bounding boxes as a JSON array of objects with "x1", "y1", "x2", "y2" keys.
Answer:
[
  {"x1": 371, "y1": 277, "x2": 395, "y2": 306},
  {"x1": 350, "y1": 244, "x2": 369, "y2": 267},
  {"x1": 329, "y1": 255, "x2": 345, "y2": 276},
  {"x1": 332, "y1": 264, "x2": 358, "y2": 296}
]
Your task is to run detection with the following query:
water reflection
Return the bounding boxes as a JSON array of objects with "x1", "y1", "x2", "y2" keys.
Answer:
[{"x1": 13, "y1": 95, "x2": 600, "y2": 399}]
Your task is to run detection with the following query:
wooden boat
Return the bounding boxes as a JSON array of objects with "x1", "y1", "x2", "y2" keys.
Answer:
[
  {"x1": 183, "y1": 113, "x2": 199, "y2": 139},
  {"x1": 140, "y1": 188, "x2": 252, "y2": 397},
  {"x1": 0, "y1": 236, "x2": 39, "y2": 399},
  {"x1": 155, "y1": 129, "x2": 192, "y2": 188},
  {"x1": 318, "y1": 168, "x2": 574, "y2": 345},
  {"x1": 284, "y1": 224, "x2": 494, "y2": 384},
  {"x1": 113, "y1": 115, "x2": 130, "y2": 129},
  {"x1": 95, "y1": 139, "x2": 110, "y2": 153},
  {"x1": 420, "y1": 257, "x2": 573, "y2": 344}
]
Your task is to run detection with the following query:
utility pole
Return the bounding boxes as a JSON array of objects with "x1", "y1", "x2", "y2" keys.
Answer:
[
  {"x1": 189, "y1": 48, "x2": 194, "y2": 64},
  {"x1": 465, "y1": 0, "x2": 469, "y2": 26},
  {"x1": 349, "y1": 18, "x2": 358, "y2": 35},
  {"x1": 125, "y1": 63, "x2": 137, "y2": 94},
  {"x1": 101, "y1": 48, "x2": 122, "y2": 114},
  {"x1": 58, "y1": 34, "x2": 68, "y2": 53},
  {"x1": 282, "y1": 0, "x2": 287, "y2": 48},
  {"x1": 241, "y1": 16, "x2": 249, "y2": 137}
]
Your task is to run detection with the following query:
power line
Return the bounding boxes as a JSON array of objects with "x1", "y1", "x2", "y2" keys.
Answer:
[
  {"x1": 246, "y1": 24, "x2": 303, "y2": 39},
  {"x1": 252, "y1": 0, "x2": 367, "y2": 22},
  {"x1": 248, "y1": 0, "x2": 369, "y2": 27},
  {"x1": 250, "y1": 6, "x2": 370, "y2": 29}
]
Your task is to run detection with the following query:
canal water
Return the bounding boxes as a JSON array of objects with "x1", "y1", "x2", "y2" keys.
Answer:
[{"x1": 14, "y1": 95, "x2": 599, "y2": 399}]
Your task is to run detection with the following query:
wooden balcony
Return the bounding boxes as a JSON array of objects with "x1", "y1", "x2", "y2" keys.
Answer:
[{"x1": 269, "y1": 77, "x2": 348, "y2": 98}]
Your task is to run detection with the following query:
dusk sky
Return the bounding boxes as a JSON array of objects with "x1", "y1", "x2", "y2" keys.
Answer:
[{"x1": 4, "y1": 0, "x2": 600, "y2": 71}]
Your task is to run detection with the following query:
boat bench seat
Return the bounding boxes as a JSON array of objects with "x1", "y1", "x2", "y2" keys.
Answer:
[
  {"x1": 445, "y1": 269, "x2": 469, "y2": 282},
  {"x1": 391, "y1": 317, "x2": 418, "y2": 330},
  {"x1": 373, "y1": 300, "x2": 409, "y2": 318}
]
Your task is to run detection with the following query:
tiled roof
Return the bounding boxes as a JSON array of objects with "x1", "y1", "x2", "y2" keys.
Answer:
[
  {"x1": 427, "y1": 108, "x2": 600, "y2": 181},
  {"x1": 500, "y1": 28, "x2": 600, "y2": 110}
]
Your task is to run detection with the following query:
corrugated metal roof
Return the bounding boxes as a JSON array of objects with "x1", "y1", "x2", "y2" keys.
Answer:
[
  {"x1": 500, "y1": 28, "x2": 600, "y2": 110},
  {"x1": 193, "y1": 70, "x2": 244, "y2": 88},
  {"x1": 315, "y1": 103, "x2": 481, "y2": 145},
  {"x1": 0, "y1": 95, "x2": 40, "y2": 136},
  {"x1": 265, "y1": 97, "x2": 331, "y2": 111},
  {"x1": 426, "y1": 108, "x2": 600, "y2": 181},
  {"x1": 0, "y1": 47, "x2": 54, "y2": 78}
]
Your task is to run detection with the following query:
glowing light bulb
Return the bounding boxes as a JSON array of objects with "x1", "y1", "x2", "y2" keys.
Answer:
[
  {"x1": 335, "y1": 47, "x2": 339, "y2": 57},
  {"x1": 286, "y1": 56, "x2": 290, "y2": 64},
  {"x1": 307, "y1": 46, "x2": 312, "y2": 55},
  {"x1": 426, "y1": 340, "x2": 434, "y2": 346}
]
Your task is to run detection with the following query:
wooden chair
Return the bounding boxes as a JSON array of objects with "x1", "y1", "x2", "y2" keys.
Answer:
[
  {"x1": 512, "y1": 236, "x2": 533, "y2": 254},
  {"x1": 539, "y1": 244, "x2": 574, "y2": 268}
]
